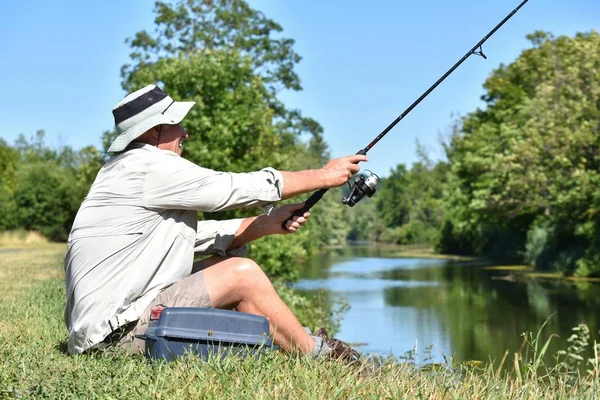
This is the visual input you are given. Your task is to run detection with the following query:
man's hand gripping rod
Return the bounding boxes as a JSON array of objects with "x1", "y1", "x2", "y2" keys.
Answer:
[{"x1": 281, "y1": 0, "x2": 530, "y2": 230}]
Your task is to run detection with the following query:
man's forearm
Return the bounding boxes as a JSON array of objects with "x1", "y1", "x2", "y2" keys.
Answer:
[
  {"x1": 229, "y1": 215, "x2": 273, "y2": 248},
  {"x1": 229, "y1": 169, "x2": 329, "y2": 246},
  {"x1": 279, "y1": 170, "x2": 327, "y2": 200}
]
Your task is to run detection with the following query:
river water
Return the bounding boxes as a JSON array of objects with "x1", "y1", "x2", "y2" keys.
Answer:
[{"x1": 295, "y1": 246, "x2": 600, "y2": 365}]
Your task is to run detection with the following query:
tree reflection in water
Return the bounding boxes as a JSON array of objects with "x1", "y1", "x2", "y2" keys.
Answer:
[{"x1": 296, "y1": 246, "x2": 600, "y2": 365}]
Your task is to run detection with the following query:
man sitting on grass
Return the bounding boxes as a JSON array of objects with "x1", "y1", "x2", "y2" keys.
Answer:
[{"x1": 64, "y1": 84, "x2": 365, "y2": 362}]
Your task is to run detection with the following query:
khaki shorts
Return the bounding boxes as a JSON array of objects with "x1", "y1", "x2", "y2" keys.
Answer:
[{"x1": 99, "y1": 268, "x2": 213, "y2": 355}]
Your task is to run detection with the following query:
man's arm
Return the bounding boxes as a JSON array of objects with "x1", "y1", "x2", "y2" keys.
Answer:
[
  {"x1": 194, "y1": 203, "x2": 307, "y2": 257},
  {"x1": 144, "y1": 153, "x2": 368, "y2": 212},
  {"x1": 194, "y1": 154, "x2": 369, "y2": 253},
  {"x1": 227, "y1": 155, "x2": 370, "y2": 247},
  {"x1": 228, "y1": 154, "x2": 370, "y2": 247}
]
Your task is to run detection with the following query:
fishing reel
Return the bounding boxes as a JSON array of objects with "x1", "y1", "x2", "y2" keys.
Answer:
[{"x1": 342, "y1": 170, "x2": 380, "y2": 207}]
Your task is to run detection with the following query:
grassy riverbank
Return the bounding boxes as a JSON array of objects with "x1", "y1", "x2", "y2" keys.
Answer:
[
  {"x1": 389, "y1": 245, "x2": 477, "y2": 262},
  {"x1": 484, "y1": 265, "x2": 600, "y2": 284},
  {"x1": 1, "y1": 243, "x2": 600, "y2": 398},
  {"x1": 336, "y1": 243, "x2": 478, "y2": 262},
  {"x1": 372, "y1": 243, "x2": 600, "y2": 283}
]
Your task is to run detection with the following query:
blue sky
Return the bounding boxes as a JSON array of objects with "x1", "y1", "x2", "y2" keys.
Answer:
[{"x1": 1, "y1": 0, "x2": 598, "y2": 176}]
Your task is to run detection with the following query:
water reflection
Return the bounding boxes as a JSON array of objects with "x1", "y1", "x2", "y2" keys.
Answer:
[{"x1": 296, "y1": 246, "x2": 600, "y2": 365}]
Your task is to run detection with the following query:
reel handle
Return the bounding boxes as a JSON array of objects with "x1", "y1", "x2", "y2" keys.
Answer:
[{"x1": 280, "y1": 149, "x2": 367, "y2": 231}]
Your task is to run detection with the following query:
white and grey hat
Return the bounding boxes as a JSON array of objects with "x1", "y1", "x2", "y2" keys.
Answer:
[{"x1": 107, "y1": 84, "x2": 196, "y2": 153}]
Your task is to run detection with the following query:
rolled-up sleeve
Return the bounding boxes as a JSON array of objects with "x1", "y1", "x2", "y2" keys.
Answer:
[
  {"x1": 194, "y1": 218, "x2": 249, "y2": 257},
  {"x1": 143, "y1": 154, "x2": 284, "y2": 213}
]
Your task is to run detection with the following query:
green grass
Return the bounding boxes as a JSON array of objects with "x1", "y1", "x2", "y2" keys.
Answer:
[{"x1": 1, "y1": 245, "x2": 600, "y2": 399}]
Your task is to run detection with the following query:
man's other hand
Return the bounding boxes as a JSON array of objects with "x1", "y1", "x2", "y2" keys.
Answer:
[{"x1": 265, "y1": 203, "x2": 310, "y2": 234}]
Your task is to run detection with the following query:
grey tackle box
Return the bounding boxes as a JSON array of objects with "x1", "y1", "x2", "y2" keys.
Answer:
[{"x1": 142, "y1": 307, "x2": 276, "y2": 361}]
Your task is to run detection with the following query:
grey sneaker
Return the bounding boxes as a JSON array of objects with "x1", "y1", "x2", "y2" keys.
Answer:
[{"x1": 315, "y1": 327, "x2": 361, "y2": 363}]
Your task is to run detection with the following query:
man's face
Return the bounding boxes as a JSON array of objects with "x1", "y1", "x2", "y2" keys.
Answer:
[{"x1": 158, "y1": 124, "x2": 188, "y2": 156}]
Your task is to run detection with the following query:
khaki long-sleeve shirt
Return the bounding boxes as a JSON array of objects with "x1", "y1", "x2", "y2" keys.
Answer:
[{"x1": 64, "y1": 143, "x2": 283, "y2": 354}]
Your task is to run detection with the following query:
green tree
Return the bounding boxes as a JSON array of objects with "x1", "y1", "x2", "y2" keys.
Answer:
[
  {"x1": 14, "y1": 130, "x2": 57, "y2": 163},
  {"x1": 346, "y1": 197, "x2": 385, "y2": 243},
  {"x1": 375, "y1": 164, "x2": 411, "y2": 228},
  {"x1": 1, "y1": 132, "x2": 103, "y2": 240},
  {"x1": 13, "y1": 162, "x2": 79, "y2": 241},
  {"x1": 118, "y1": 0, "x2": 327, "y2": 161},
  {"x1": 439, "y1": 31, "x2": 600, "y2": 275},
  {"x1": 373, "y1": 143, "x2": 448, "y2": 245},
  {"x1": 402, "y1": 144, "x2": 448, "y2": 244},
  {"x1": 71, "y1": 146, "x2": 103, "y2": 191},
  {"x1": 125, "y1": 50, "x2": 287, "y2": 173},
  {"x1": 0, "y1": 139, "x2": 19, "y2": 230}
]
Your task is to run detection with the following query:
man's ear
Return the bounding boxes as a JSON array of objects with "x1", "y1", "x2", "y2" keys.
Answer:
[{"x1": 149, "y1": 126, "x2": 161, "y2": 140}]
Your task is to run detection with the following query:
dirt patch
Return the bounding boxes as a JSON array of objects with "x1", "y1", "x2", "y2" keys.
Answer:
[{"x1": 0, "y1": 230, "x2": 49, "y2": 248}]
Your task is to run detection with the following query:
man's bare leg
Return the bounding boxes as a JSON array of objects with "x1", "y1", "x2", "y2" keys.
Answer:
[{"x1": 196, "y1": 256, "x2": 316, "y2": 354}]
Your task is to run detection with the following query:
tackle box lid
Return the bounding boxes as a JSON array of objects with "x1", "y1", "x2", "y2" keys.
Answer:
[{"x1": 142, "y1": 307, "x2": 272, "y2": 346}]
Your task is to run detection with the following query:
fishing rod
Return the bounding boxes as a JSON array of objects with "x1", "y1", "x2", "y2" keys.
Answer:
[{"x1": 282, "y1": 0, "x2": 530, "y2": 230}]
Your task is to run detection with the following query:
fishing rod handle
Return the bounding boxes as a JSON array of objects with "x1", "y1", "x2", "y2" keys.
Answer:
[
  {"x1": 280, "y1": 188, "x2": 329, "y2": 231},
  {"x1": 280, "y1": 148, "x2": 367, "y2": 231}
]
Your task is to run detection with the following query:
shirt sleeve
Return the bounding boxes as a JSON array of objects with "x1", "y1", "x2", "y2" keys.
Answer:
[
  {"x1": 142, "y1": 154, "x2": 284, "y2": 212},
  {"x1": 194, "y1": 218, "x2": 249, "y2": 257}
]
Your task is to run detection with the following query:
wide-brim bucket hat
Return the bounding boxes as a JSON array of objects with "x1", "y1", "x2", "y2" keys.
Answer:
[{"x1": 107, "y1": 84, "x2": 195, "y2": 153}]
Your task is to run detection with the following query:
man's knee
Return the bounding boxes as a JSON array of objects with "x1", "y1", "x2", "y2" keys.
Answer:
[
  {"x1": 231, "y1": 257, "x2": 271, "y2": 290},
  {"x1": 232, "y1": 257, "x2": 260, "y2": 273}
]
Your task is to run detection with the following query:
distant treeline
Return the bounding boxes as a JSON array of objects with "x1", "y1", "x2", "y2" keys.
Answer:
[
  {"x1": 0, "y1": 132, "x2": 102, "y2": 242},
  {"x1": 1, "y1": 1, "x2": 598, "y2": 279}
]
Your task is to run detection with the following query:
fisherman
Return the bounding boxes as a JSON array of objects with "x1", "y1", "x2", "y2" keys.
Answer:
[{"x1": 64, "y1": 84, "x2": 365, "y2": 361}]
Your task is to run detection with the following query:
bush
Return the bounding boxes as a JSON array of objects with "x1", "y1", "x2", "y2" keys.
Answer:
[
  {"x1": 14, "y1": 162, "x2": 82, "y2": 241},
  {"x1": 274, "y1": 282, "x2": 348, "y2": 335},
  {"x1": 378, "y1": 227, "x2": 402, "y2": 244},
  {"x1": 0, "y1": 184, "x2": 18, "y2": 231},
  {"x1": 574, "y1": 252, "x2": 600, "y2": 277},
  {"x1": 247, "y1": 232, "x2": 310, "y2": 282}
]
